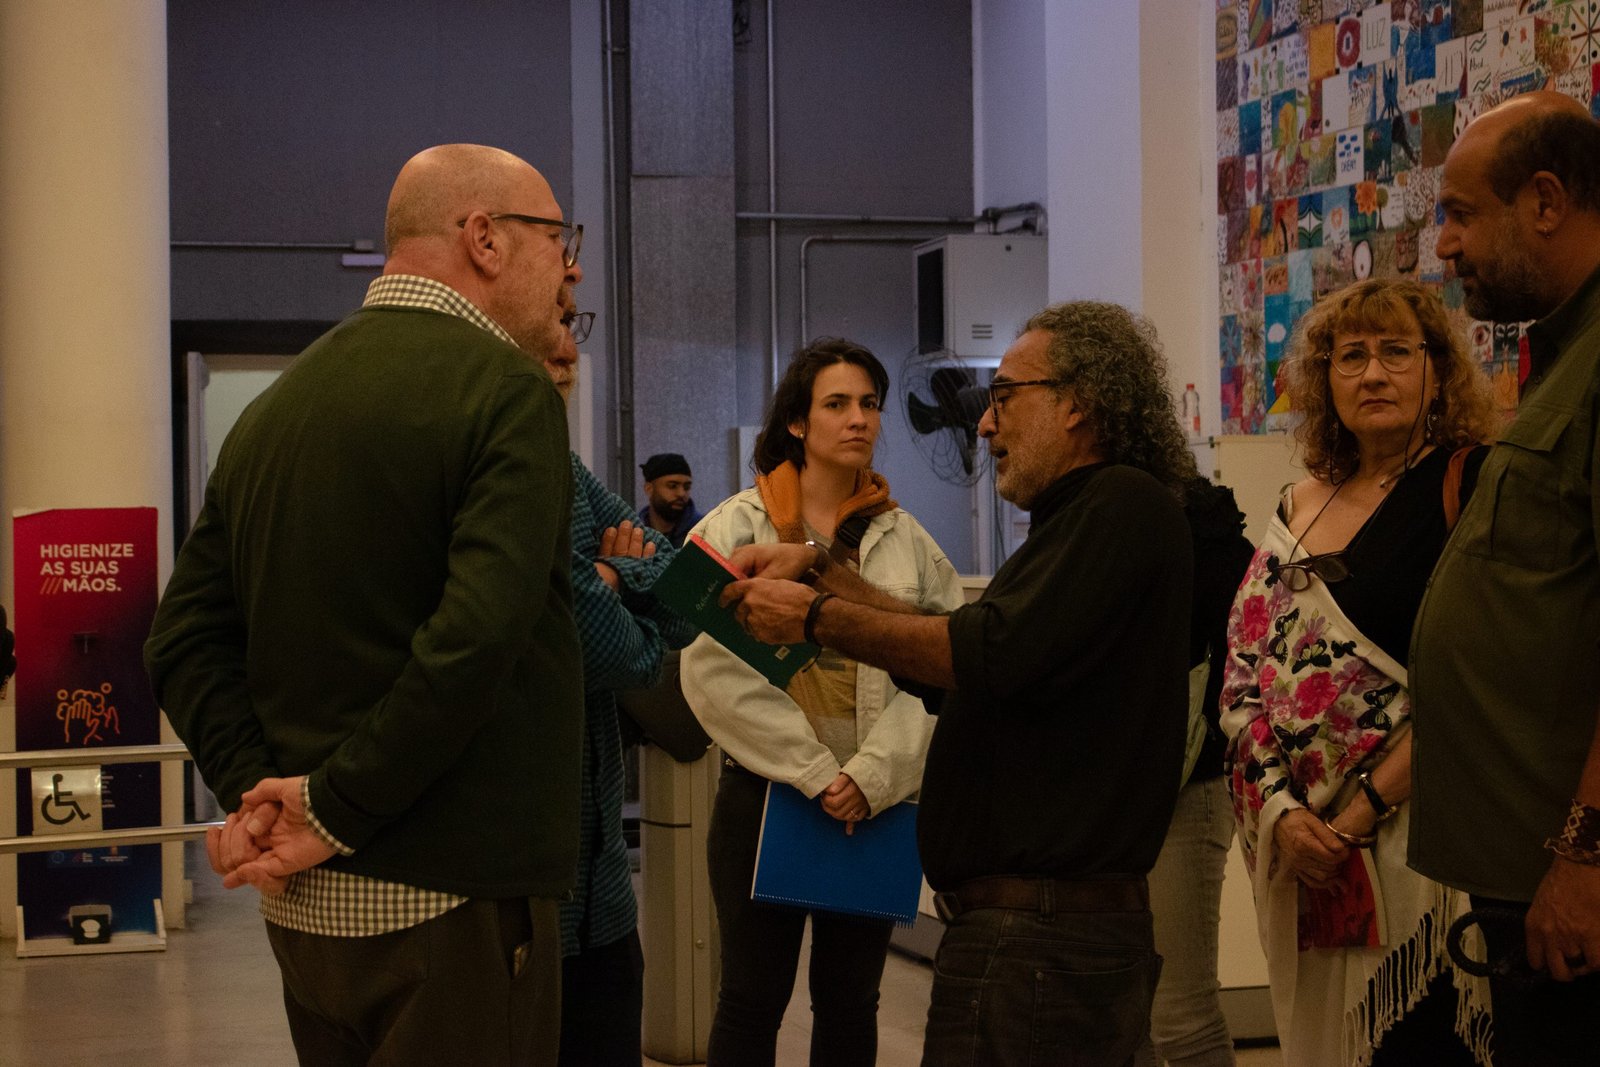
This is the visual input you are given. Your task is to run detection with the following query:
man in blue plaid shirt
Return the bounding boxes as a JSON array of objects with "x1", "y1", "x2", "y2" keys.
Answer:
[{"x1": 544, "y1": 296, "x2": 697, "y2": 1065}]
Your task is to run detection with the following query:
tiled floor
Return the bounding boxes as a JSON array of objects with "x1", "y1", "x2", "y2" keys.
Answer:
[{"x1": 1, "y1": 843, "x2": 1283, "y2": 1065}]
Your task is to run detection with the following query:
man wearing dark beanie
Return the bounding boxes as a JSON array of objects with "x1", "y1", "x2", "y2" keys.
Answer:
[{"x1": 637, "y1": 452, "x2": 701, "y2": 548}]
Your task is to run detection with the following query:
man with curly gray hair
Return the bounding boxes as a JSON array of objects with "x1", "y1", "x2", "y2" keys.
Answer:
[{"x1": 722, "y1": 300, "x2": 1196, "y2": 1065}]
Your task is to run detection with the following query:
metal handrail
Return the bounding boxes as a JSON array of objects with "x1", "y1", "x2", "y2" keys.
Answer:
[
  {"x1": 0, "y1": 822, "x2": 221, "y2": 855},
  {"x1": 0, "y1": 743, "x2": 195, "y2": 770},
  {"x1": 1, "y1": 742, "x2": 217, "y2": 854}
]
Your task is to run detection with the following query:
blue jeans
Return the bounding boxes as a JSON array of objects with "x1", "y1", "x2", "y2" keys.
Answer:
[
  {"x1": 1137, "y1": 776, "x2": 1235, "y2": 1067},
  {"x1": 923, "y1": 900, "x2": 1161, "y2": 1067}
]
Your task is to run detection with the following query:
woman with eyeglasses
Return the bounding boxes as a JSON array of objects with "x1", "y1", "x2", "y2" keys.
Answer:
[
  {"x1": 680, "y1": 338, "x2": 963, "y2": 1067},
  {"x1": 1219, "y1": 279, "x2": 1500, "y2": 1067}
]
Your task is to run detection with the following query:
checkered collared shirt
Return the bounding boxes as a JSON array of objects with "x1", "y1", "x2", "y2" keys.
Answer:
[{"x1": 257, "y1": 275, "x2": 512, "y2": 937}]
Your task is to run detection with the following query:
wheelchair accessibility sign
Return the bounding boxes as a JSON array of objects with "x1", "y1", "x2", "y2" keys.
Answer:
[{"x1": 31, "y1": 767, "x2": 102, "y2": 835}]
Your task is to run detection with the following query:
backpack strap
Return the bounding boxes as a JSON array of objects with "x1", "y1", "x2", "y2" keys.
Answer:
[{"x1": 1443, "y1": 446, "x2": 1472, "y2": 532}]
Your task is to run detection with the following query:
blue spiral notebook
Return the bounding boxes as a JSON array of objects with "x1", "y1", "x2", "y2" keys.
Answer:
[{"x1": 750, "y1": 782, "x2": 923, "y2": 925}]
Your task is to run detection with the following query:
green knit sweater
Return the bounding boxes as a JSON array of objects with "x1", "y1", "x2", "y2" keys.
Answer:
[{"x1": 146, "y1": 306, "x2": 582, "y2": 898}]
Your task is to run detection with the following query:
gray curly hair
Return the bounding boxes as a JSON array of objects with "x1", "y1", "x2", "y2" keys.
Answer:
[{"x1": 1021, "y1": 301, "x2": 1198, "y2": 496}]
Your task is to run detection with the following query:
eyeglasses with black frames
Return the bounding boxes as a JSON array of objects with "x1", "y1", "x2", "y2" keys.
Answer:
[
  {"x1": 566, "y1": 311, "x2": 595, "y2": 345},
  {"x1": 456, "y1": 212, "x2": 583, "y2": 268},
  {"x1": 1268, "y1": 550, "x2": 1353, "y2": 591},
  {"x1": 1326, "y1": 340, "x2": 1426, "y2": 378},
  {"x1": 987, "y1": 377, "x2": 1065, "y2": 414}
]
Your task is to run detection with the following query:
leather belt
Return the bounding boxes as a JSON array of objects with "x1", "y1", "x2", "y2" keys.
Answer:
[{"x1": 932, "y1": 875, "x2": 1149, "y2": 922}]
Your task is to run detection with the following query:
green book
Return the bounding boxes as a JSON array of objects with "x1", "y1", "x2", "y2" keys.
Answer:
[{"x1": 651, "y1": 534, "x2": 819, "y2": 687}]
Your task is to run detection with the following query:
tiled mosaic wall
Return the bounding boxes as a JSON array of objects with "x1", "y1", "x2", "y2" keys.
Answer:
[{"x1": 1216, "y1": 0, "x2": 1600, "y2": 433}]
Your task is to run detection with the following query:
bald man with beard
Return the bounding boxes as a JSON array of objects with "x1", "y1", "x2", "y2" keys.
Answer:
[
  {"x1": 147, "y1": 145, "x2": 585, "y2": 1066},
  {"x1": 1411, "y1": 93, "x2": 1600, "y2": 1066}
]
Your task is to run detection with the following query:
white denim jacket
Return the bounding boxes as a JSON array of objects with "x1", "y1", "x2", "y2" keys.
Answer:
[{"x1": 680, "y1": 486, "x2": 964, "y2": 815}]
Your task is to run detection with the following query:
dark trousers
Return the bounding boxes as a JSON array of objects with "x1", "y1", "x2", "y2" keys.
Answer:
[
  {"x1": 1472, "y1": 894, "x2": 1600, "y2": 1067},
  {"x1": 264, "y1": 896, "x2": 561, "y2": 1067},
  {"x1": 705, "y1": 765, "x2": 895, "y2": 1067},
  {"x1": 922, "y1": 902, "x2": 1161, "y2": 1067},
  {"x1": 557, "y1": 929, "x2": 644, "y2": 1067}
]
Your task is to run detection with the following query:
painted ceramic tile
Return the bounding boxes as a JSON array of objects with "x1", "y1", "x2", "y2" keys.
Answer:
[
  {"x1": 1240, "y1": 46, "x2": 1265, "y2": 102},
  {"x1": 1273, "y1": 197, "x2": 1301, "y2": 254},
  {"x1": 1420, "y1": 99, "x2": 1456, "y2": 164},
  {"x1": 1379, "y1": 180, "x2": 1408, "y2": 228},
  {"x1": 1323, "y1": 184, "x2": 1352, "y2": 249},
  {"x1": 1370, "y1": 230, "x2": 1398, "y2": 276},
  {"x1": 1423, "y1": 0, "x2": 1454, "y2": 46},
  {"x1": 1560, "y1": 0, "x2": 1600, "y2": 67},
  {"x1": 1263, "y1": 255, "x2": 1291, "y2": 294},
  {"x1": 1306, "y1": 244, "x2": 1335, "y2": 296},
  {"x1": 1395, "y1": 0, "x2": 1424, "y2": 34},
  {"x1": 1594, "y1": 60, "x2": 1600, "y2": 118},
  {"x1": 1362, "y1": 4, "x2": 1395, "y2": 65},
  {"x1": 1493, "y1": 16, "x2": 1538, "y2": 75},
  {"x1": 1288, "y1": 249, "x2": 1315, "y2": 302},
  {"x1": 1366, "y1": 120, "x2": 1395, "y2": 180},
  {"x1": 1305, "y1": 132, "x2": 1338, "y2": 186},
  {"x1": 1252, "y1": 203, "x2": 1274, "y2": 259},
  {"x1": 1336, "y1": 126, "x2": 1366, "y2": 182},
  {"x1": 1219, "y1": 58, "x2": 1241, "y2": 108},
  {"x1": 1336, "y1": 15, "x2": 1364, "y2": 69},
  {"x1": 1394, "y1": 225, "x2": 1421, "y2": 272},
  {"x1": 1455, "y1": 93, "x2": 1489, "y2": 137},
  {"x1": 1322, "y1": 71, "x2": 1353, "y2": 130},
  {"x1": 1240, "y1": 257, "x2": 1266, "y2": 310},
  {"x1": 1456, "y1": 0, "x2": 1485, "y2": 36},
  {"x1": 1467, "y1": 31, "x2": 1496, "y2": 94},
  {"x1": 1264, "y1": 293, "x2": 1294, "y2": 415},
  {"x1": 1380, "y1": 58, "x2": 1403, "y2": 120},
  {"x1": 1274, "y1": 0, "x2": 1300, "y2": 36},
  {"x1": 1244, "y1": 152, "x2": 1262, "y2": 206},
  {"x1": 1272, "y1": 89, "x2": 1311, "y2": 146},
  {"x1": 1350, "y1": 64, "x2": 1379, "y2": 123},
  {"x1": 1308, "y1": 21, "x2": 1339, "y2": 78},
  {"x1": 1393, "y1": 109, "x2": 1425, "y2": 170},
  {"x1": 1220, "y1": 157, "x2": 1247, "y2": 213},
  {"x1": 1324, "y1": 0, "x2": 1354, "y2": 20},
  {"x1": 1220, "y1": 315, "x2": 1244, "y2": 369},
  {"x1": 1482, "y1": 0, "x2": 1519, "y2": 26},
  {"x1": 1240, "y1": 99, "x2": 1265, "y2": 154},
  {"x1": 1281, "y1": 32, "x2": 1311, "y2": 87},
  {"x1": 1405, "y1": 24, "x2": 1439, "y2": 89},
  {"x1": 1219, "y1": 4, "x2": 1241, "y2": 60},
  {"x1": 1219, "y1": 108, "x2": 1243, "y2": 156},
  {"x1": 1248, "y1": 0, "x2": 1274, "y2": 47},
  {"x1": 1469, "y1": 320, "x2": 1494, "y2": 365},
  {"x1": 1517, "y1": 0, "x2": 1553, "y2": 15},
  {"x1": 1403, "y1": 163, "x2": 1439, "y2": 224},
  {"x1": 1351, "y1": 236, "x2": 1376, "y2": 279},
  {"x1": 1535, "y1": 12, "x2": 1578, "y2": 74},
  {"x1": 1436, "y1": 36, "x2": 1469, "y2": 94},
  {"x1": 1351, "y1": 180, "x2": 1382, "y2": 235},
  {"x1": 1417, "y1": 220, "x2": 1445, "y2": 277},
  {"x1": 1297, "y1": 194, "x2": 1324, "y2": 247},
  {"x1": 1225, "y1": 210, "x2": 1249, "y2": 263},
  {"x1": 1552, "y1": 62, "x2": 1592, "y2": 104}
]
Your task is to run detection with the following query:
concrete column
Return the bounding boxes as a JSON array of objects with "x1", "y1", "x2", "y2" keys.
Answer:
[
  {"x1": 629, "y1": 0, "x2": 738, "y2": 500},
  {"x1": 0, "y1": 0, "x2": 178, "y2": 935}
]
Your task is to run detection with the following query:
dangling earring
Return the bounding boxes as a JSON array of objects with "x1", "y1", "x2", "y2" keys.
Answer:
[{"x1": 1425, "y1": 396, "x2": 1441, "y2": 441}]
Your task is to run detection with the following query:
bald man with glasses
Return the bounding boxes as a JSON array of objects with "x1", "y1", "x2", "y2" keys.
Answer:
[{"x1": 148, "y1": 144, "x2": 585, "y2": 1066}]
